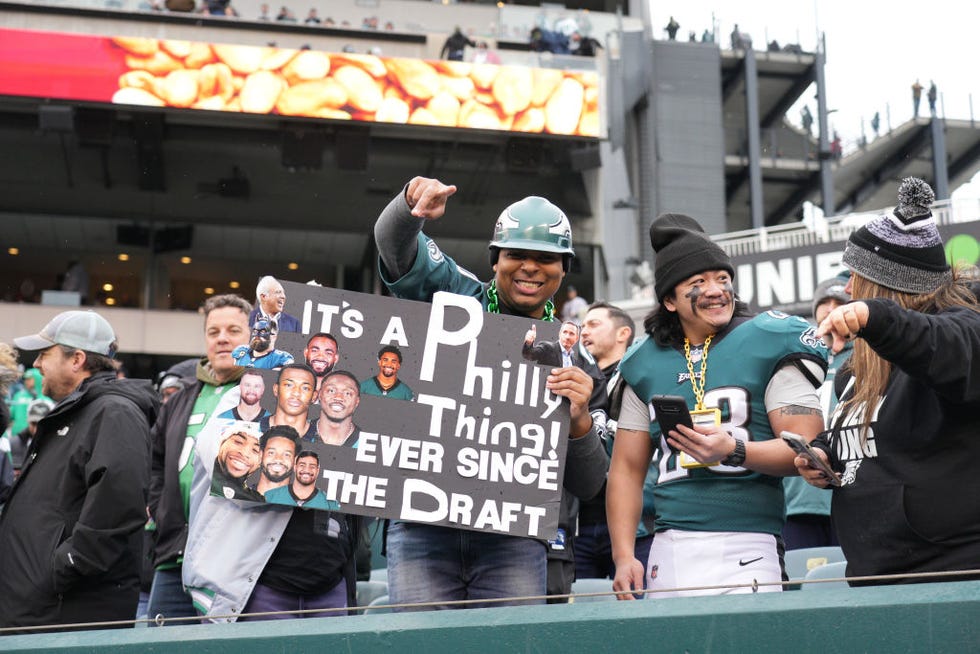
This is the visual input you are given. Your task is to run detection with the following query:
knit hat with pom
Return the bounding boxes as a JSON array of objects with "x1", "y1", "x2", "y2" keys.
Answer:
[{"x1": 842, "y1": 177, "x2": 950, "y2": 293}]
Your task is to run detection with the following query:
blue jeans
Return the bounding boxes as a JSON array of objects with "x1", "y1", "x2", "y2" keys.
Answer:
[
  {"x1": 634, "y1": 534, "x2": 654, "y2": 573},
  {"x1": 239, "y1": 581, "x2": 348, "y2": 621},
  {"x1": 145, "y1": 568, "x2": 197, "y2": 626},
  {"x1": 574, "y1": 522, "x2": 615, "y2": 580},
  {"x1": 386, "y1": 522, "x2": 547, "y2": 611}
]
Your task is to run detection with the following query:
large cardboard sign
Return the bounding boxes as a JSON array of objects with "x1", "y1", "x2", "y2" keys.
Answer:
[
  {"x1": 202, "y1": 280, "x2": 570, "y2": 539},
  {"x1": 0, "y1": 27, "x2": 600, "y2": 138}
]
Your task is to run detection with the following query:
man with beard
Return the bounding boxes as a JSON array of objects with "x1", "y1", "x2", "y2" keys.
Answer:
[
  {"x1": 0, "y1": 310, "x2": 158, "y2": 631},
  {"x1": 313, "y1": 371, "x2": 361, "y2": 447},
  {"x1": 254, "y1": 425, "x2": 299, "y2": 495},
  {"x1": 607, "y1": 213, "x2": 827, "y2": 600},
  {"x1": 359, "y1": 345, "x2": 413, "y2": 400},
  {"x1": 218, "y1": 371, "x2": 271, "y2": 422},
  {"x1": 249, "y1": 276, "x2": 300, "y2": 333},
  {"x1": 211, "y1": 423, "x2": 264, "y2": 502},
  {"x1": 264, "y1": 451, "x2": 337, "y2": 510},
  {"x1": 258, "y1": 364, "x2": 317, "y2": 442},
  {"x1": 576, "y1": 302, "x2": 651, "y2": 582},
  {"x1": 232, "y1": 318, "x2": 294, "y2": 370},
  {"x1": 304, "y1": 332, "x2": 339, "y2": 394},
  {"x1": 184, "y1": 361, "x2": 359, "y2": 621}
]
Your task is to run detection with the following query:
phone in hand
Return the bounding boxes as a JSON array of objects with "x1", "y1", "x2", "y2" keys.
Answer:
[
  {"x1": 650, "y1": 394, "x2": 693, "y2": 442},
  {"x1": 651, "y1": 395, "x2": 723, "y2": 467},
  {"x1": 781, "y1": 430, "x2": 841, "y2": 487}
]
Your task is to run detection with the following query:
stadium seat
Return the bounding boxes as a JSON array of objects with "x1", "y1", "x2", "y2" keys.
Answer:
[
  {"x1": 569, "y1": 578, "x2": 617, "y2": 603},
  {"x1": 784, "y1": 546, "x2": 846, "y2": 581},
  {"x1": 362, "y1": 594, "x2": 394, "y2": 614},
  {"x1": 800, "y1": 560, "x2": 849, "y2": 590},
  {"x1": 355, "y1": 580, "x2": 389, "y2": 612},
  {"x1": 369, "y1": 567, "x2": 387, "y2": 583}
]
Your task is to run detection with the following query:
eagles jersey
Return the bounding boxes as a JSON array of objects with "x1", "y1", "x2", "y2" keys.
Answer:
[
  {"x1": 382, "y1": 233, "x2": 489, "y2": 307},
  {"x1": 360, "y1": 377, "x2": 415, "y2": 401},
  {"x1": 619, "y1": 311, "x2": 828, "y2": 536}
]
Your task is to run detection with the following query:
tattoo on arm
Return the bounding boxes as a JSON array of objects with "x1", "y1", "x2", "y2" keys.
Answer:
[{"x1": 776, "y1": 405, "x2": 823, "y2": 417}]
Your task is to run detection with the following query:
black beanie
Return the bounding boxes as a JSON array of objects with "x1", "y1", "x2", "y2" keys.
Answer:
[
  {"x1": 650, "y1": 213, "x2": 734, "y2": 301},
  {"x1": 842, "y1": 177, "x2": 951, "y2": 294}
]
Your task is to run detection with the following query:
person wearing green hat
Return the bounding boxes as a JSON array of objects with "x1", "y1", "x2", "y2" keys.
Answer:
[
  {"x1": 373, "y1": 176, "x2": 608, "y2": 610},
  {"x1": 7, "y1": 368, "x2": 51, "y2": 439}
]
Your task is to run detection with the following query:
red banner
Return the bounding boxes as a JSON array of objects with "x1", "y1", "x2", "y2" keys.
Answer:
[{"x1": 0, "y1": 27, "x2": 600, "y2": 137}]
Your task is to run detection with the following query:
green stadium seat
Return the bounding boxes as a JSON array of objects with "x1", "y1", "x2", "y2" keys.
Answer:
[
  {"x1": 355, "y1": 580, "x2": 389, "y2": 612},
  {"x1": 800, "y1": 560, "x2": 849, "y2": 590},
  {"x1": 362, "y1": 594, "x2": 394, "y2": 614},
  {"x1": 569, "y1": 578, "x2": 617, "y2": 603},
  {"x1": 784, "y1": 546, "x2": 846, "y2": 581}
]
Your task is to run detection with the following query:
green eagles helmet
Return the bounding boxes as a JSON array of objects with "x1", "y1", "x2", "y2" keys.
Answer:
[{"x1": 488, "y1": 196, "x2": 575, "y2": 258}]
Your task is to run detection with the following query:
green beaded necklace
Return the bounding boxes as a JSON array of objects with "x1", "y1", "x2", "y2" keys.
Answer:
[{"x1": 485, "y1": 280, "x2": 556, "y2": 322}]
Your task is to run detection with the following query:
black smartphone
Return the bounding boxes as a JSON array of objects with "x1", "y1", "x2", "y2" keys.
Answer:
[
  {"x1": 781, "y1": 431, "x2": 841, "y2": 487},
  {"x1": 651, "y1": 395, "x2": 692, "y2": 453}
]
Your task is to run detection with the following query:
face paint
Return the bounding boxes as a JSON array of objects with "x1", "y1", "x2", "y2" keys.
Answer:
[
  {"x1": 685, "y1": 285, "x2": 703, "y2": 314},
  {"x1": 668, "y1": 270, "x2": 736, "y2": 344}
]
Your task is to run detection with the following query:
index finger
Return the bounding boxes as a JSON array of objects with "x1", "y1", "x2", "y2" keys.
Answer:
[{"x1": 416, "y1": 183, "x2": 457, "y2": 216}]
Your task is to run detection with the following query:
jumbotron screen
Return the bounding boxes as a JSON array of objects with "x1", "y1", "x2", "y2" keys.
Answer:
[{"x1": 0, "y1": 27, "x2": 600, "y2": 138}]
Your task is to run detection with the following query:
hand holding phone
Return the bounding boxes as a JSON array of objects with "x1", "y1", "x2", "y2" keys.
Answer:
[
  {"x1": 651, "y1": 395, "x2": 693, "y2": 439},
  {"x1": 651, "y1": 395, "x2": 721, "y2": 467},
  {"x1": 781, "y1": 430, "x2": 841, "y2": 487}
]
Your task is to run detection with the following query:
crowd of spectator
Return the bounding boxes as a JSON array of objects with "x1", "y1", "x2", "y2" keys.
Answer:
[
  {"x1": 132, "y1": 0, "x2": 608, "y2": 62},
  {"x1": 1, "y1": 175, "x2": 979, "y2": 637}
]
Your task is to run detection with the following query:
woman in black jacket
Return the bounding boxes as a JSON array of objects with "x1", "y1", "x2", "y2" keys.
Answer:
[{"x1": 799, "y1": 178, "x2": 980, "y2": 585}]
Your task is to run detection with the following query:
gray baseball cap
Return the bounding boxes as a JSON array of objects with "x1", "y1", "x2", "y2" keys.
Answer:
[{"x1": 14, "y1": 310, "x2": 117, "y2": 357}]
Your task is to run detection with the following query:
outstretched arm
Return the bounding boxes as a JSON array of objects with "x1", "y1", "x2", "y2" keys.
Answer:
[{"x1": 375, "y1": 177, "x2": 457, "y2": 281}]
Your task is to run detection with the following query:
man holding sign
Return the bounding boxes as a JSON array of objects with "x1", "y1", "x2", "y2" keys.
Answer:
[{"x1": 375, "y1": 176, "x2": 608, "y2": 609}]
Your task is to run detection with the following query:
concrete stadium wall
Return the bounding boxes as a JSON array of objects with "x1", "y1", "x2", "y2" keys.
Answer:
[
  {"x1": 0, "y1": 302, "x2": 205, "y2": 357},
  {"x1": 2, "y1": 580, "x2": 979, "y2": 653}
]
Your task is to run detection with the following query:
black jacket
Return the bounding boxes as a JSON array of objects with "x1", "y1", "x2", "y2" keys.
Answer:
[
  {"x1": 148, "y1": 361, "x2": 243, "y2": 569},
  {"x1": 814, "y1": 299, "x2": 980, "y2": 583},
  {"x1": 147, "y1": 374, "x2": 200, "y2": 569},
  {"x1": 522, "y1": 339, "x2": 609, "y2": 564},
  {"x1": 0, "y1": 372, "x2": 158, "y2": 630}
]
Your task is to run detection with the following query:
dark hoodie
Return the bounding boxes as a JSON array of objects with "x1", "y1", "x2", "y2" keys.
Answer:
[{"x1": 0, "y1": 371, "x2": 159, "y2": 631}]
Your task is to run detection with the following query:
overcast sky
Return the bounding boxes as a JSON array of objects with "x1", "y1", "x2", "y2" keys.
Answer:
[{"x1": 646, "y1": 0, "x2": 980, "y2": 202}]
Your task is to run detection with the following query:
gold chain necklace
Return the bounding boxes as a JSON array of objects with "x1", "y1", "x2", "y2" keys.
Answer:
[
  {"x1": 683, "y1": 335, "x2": 713, "y2": 410},
  {"x1": 319, "y1": 420, "x2": 354, "y2": 443}
]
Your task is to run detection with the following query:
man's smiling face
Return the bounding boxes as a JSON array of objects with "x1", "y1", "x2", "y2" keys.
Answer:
[
  {"x1": 492, "y1": 248, "x2": 564, "y2": 318},
  {"x1": 304, "y1": 336, "x2": 338, "y2": 376}
]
